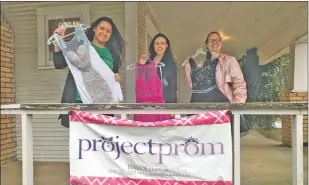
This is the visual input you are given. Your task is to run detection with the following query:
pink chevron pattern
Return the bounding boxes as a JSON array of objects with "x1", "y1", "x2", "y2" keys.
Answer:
[
  {"x1": 69, "y1": 176, "x2": 233, "y2": 185},
  {"x1": 70, "y1": 109, "x2": 231, "y2": 126}
]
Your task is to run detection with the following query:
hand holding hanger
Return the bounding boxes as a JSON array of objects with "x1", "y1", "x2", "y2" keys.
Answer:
[
  {"x1": 182, "y1": 48, "x2": 206, "y2": 66},
  {"x1": 125, "y1": 53, "x2": 148, "y2": 70},
  {"x1": 192, "y1": 48, "x2": 206, "y2": 58},
  {"x1": 54, "y1": 23, "x2": 67, "y2": 37},
  {"x1": 52, "y1": 23, "x2": 67, "y2": 51},
  {"x1": 47, "y1": 22, "x2": 70, "y2": 46},
  {"x1": 126, "y1": 61, "x2": 165, "y2": 70},
  {"x1": 47, "y1": 22, "x2": 90, "y2": 46},
  {"x1": 137, "y1": 53, "x2": 166, "y2": 67},
  {"x1": 139, "y1": 54, "x2": 147, "y2": 65}
]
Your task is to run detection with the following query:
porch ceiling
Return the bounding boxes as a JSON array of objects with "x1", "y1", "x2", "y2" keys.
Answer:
[{"x1": 149, "y1": 2, "x2": 308, "y2": 65}]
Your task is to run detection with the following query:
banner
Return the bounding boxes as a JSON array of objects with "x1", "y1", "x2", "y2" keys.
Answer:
[{"x1": 69, "y1": 110, "x2": 233, "y2": 185}]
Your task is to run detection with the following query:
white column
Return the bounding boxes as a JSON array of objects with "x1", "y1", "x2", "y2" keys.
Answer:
[
  {"x1": 22, "y1": 113, "x2": 33, "y2": 185},
  {"x1": 292, "y1": 114, "x2": 303, "y2": 185},
  {"x1": 233, "y1": 114, "x2": 241, "y2": 185},
  {"x1": 293, "y1": 41, "x2": 308, "y2": 92}
]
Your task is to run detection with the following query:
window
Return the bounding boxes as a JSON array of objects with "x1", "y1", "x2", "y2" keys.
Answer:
[
  {"x1": 36, "y1": 4, "x2": 90, "y2": 69},
  {"x1": 47, "y1": 17, "x2": 81, "y2": 62}
]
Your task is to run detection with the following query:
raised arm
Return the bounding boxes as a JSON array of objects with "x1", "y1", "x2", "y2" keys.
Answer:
[
  {"x1": 184, "y1": 61, "x2": 192, "y2": 88},
  {"x1": 52, "y1": 23, "x2": 68, "y2": 69},
  {"x1": 53, "y1": 51, "x2": 68, "y2": 69}
]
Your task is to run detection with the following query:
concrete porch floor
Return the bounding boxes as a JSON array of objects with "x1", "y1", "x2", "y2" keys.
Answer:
[{"x1": 1, "y1": 131, "x2": 308, "y2": 185}]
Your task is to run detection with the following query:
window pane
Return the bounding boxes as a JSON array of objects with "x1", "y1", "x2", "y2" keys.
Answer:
[{"x1": 48, "y1": 17, "x2": 81, "y2": 62}]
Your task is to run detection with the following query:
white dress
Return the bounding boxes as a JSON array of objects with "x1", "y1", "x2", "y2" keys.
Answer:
[{"x1": 54, "y1": 25, "x2": 123, "y2": 103}]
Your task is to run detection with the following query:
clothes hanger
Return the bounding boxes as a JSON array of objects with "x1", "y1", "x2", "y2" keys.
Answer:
[
  {"x1": 126, "y1": 61, "x2": 165, "y2": 70},
  {"x1": 47, "y1": 22, "x2": 90, "y2": 46},
  {"x1": 181, "y1": 48, "x2": 206, "y2": 66}
]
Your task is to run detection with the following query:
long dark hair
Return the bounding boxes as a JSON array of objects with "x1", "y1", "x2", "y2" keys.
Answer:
[
  {"x1": 85, "y1": 16, "x2": 125, "y2": 73},
  {"x1": 149, "y1": 33, "x2": 175, "y2": 66}
]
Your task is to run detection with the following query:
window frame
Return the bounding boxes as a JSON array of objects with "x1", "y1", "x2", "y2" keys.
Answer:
[{"x1": 36, "y1": 4, "x2": 90, "y2": 69}]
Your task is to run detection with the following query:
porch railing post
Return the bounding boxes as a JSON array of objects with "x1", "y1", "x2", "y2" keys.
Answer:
[
  {"x1": 233, "y1": 113, "x2": 241, "y2": 185},
  {"x1": 292, "y1": 114, "x2": 303, "y2": 185},
  {"x1": 121, "y1": 114, "x2": 127, "y2": 119},
  {"x1": 22, "y1": 113, "x2": 33, "y2": 185}
]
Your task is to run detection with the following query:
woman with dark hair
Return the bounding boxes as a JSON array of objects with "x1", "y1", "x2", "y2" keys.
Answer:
[
  {"x1": 134, "y1": 33, "x2": 177, "y2": 121},
  {"x1": 53, "y1": 16, "x2": 125, "y2": 128},
  {"x1": 184, "y1": 31, "x2": 250, "y2": 136}
]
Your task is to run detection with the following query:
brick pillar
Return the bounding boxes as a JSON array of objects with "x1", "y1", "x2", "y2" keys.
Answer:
[
  {"x1": 0, "y1": 14, "x2": 16, "y2": 164},
  {"x1": 280, "y1": 92, "x2": 308, "y2": 146}
]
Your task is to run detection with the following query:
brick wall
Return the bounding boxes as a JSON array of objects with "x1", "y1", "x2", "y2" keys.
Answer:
[
  {"x1": 0, "y1": 14, "x2": 16, "y2": 164},
  {"x1": 280, "y1": 92, "x2": 308, "y2": 146}
]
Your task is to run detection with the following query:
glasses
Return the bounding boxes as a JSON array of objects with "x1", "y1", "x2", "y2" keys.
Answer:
[{"x1": 207, "y1": 39, "x2": 222, "y2": 44}]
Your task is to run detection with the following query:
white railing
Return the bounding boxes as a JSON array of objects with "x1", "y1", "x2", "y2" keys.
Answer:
[{"x1": 1, "y1": 102, "x2": 308, "y2": 185}]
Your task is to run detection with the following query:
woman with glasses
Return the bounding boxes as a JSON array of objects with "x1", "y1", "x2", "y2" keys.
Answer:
[{"x1": 184, "y1": 31, "x2": 250, "y2": 136}]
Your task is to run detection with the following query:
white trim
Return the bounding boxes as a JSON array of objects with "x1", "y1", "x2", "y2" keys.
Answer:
[
  {"x1": 233, "y1": 114, "x2": 241, "y2": 185},
  {"x1": 292, "y1": 114, "x2": 304, "y2": 185},
  {"x1": 259, "y1": 46, "x2": 290, "y2": 65},
  {"x1": 293, "y1": 42, "x2": 307, "y2": 92},
  {"x1": 291, "y1": 90, "x2": 308, "y2": 93},
  {"x1": 22, "y1": 113, "x2": 33, "y2": 185},
  {"x1": 37, "y1": 66, "x2": 58, "y2": 70},
  {"x1": 1, "y1": 108, "x2": 307, "y2": 115},
  {"x1": 36, "y1": 4, "x2": 90, "y2": 69},
  {"x1": 1, "y1": 104, "x2": 21, "y2": 109},
  {"x1": 36, "y1": 4, "x2": 90, "y2": 15},
  {"x1": 260, "y1": 33, "x2": 308, "y2": 65},
  {"x1": 295, "y1": 34, "x2": 308, "y2": 43}
]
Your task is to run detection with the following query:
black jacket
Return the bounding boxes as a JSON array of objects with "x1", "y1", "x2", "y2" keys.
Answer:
[{"x1": 53, "y1": 51, "x2": 78, "y2": 128}]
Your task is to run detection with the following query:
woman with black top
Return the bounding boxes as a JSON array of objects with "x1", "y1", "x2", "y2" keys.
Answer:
[
  {"x1": 137, "y1": 33, "x2": 178, "y2": 119},
  {"x1": 138, "y1": 33, "x2": 178, "y2": 104}
]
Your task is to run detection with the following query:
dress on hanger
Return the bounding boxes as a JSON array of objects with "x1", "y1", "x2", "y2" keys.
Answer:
[
  {"x1": 189, "y1": 57, "x2": 228, "y2": 103},
  {"x1": 54, "y1": 25, "x2": 123, "y2": 103},
  {"x1": 188, "y1": 57, "x2": 250, "y2": 134},
  {"x1": 134, "y1": 61, "x2": 171, "y2": 122}
]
